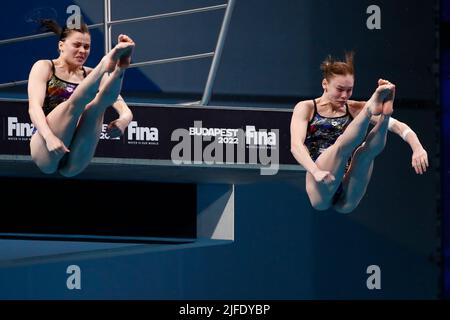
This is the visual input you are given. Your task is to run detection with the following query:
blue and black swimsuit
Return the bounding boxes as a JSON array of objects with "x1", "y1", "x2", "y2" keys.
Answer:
[
  {"x1": 305, "y1": 99, "x2": 353, "y2": 161},
  {"x1": 304, "y1": 99, "x2": 354, "y2": 204}
]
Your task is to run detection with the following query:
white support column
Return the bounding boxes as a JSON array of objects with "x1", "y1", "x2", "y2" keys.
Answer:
[{"x1": 197, "y1": 184, "x2": 234, "y2": 241}]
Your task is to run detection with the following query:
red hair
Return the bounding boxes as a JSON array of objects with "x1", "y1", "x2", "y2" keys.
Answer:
[{"x1": 320, "y1": 52, "x2": 355, "y2": 81}]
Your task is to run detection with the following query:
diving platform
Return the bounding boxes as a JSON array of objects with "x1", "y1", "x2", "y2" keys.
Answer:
[{"x1": 0, "y1": 99, "x2": 304, "y2": 262}]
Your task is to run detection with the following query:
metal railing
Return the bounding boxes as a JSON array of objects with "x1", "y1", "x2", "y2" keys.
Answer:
[{"x1": 0, "y1": 0, "x2": 235, "y2": 105}]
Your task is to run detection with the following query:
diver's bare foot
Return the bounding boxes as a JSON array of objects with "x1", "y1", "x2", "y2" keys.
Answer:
[
  {"x1": 102, "y1": 35, "x2": 135, "y2": 73},
  {"x1": 378, "y1": 79, "x2": 395, "y2": 115},
  {"x1": 117, "y1": 34, "x2": 135, "y2": 68},
  {"x1": 365, "y1": 78, "x2": 395, "y2": 117}
]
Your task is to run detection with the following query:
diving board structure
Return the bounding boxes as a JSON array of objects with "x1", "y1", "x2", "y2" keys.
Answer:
[
  {"x1": 0, "y1": 99, "x2": 304, "y2": 257},
  {"x1": 0, "y1": 99, "x2": 302, "y2": 182}
]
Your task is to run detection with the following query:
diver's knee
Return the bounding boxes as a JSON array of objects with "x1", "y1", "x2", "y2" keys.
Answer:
[
  {"x1": 310, "y1": 199, "x2": 331, "y2": 211},
  {"x1": 333, "y1": 203, "x2": 356, "y2": 214},
  {"x1": 31, "y1": 155, "x2": 59, "y2": 175},
  {"x1": 306, "y1": 184, "x2": 331, "y2": 211},
  {"x1": 39, "y1": 165, "x2": 58, "y2": 175},
  {"x1": 59, "y1": 166, "x2": 81, "y2": 178}
]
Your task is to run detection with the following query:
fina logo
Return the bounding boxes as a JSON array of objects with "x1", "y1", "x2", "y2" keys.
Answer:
[
  {"x1": 245, "y1": 125, "x2": 277, "y2": 147},
  {"x1": 187, "y1": 123, "x2": 278, "y2": 147},
  {"x1": 7, "y1": 117, "x2": 34, "y2": 140},
  {"x1": 127, "y1": 121, "x2": 159, "y2": 144}
]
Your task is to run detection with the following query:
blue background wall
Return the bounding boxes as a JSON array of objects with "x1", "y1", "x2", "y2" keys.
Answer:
[
  {"x1": 441, "y1": 0, "x2": 450, "y2": 299},
  {"x1": 0, "y1": 0, "x2": 441, "y2": 299},
  {"x1": 0, "y1": 0, "x2": 438, "y2": 102}
]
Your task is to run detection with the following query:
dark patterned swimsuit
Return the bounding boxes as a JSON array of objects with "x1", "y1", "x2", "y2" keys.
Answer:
[
  {"x1": 43, "y1": 60, "x2": 87, "y2": 116},
  {"x1": 32, "y1": 60, "x2": 86, "y2": 136},
  {"x1": 304, "y1": 99, "x2": 354, "y2": 204}
]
